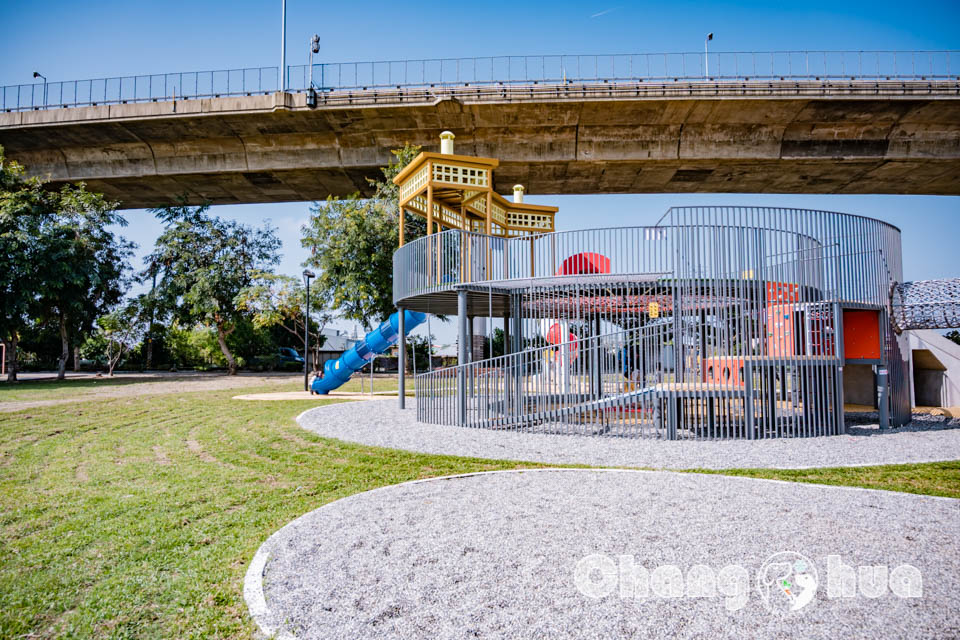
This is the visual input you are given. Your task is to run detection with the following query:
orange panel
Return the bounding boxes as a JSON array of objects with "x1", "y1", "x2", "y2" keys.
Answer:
[
  {"x1": 767, "y1": 303, "x2": 797, "y2": 356},
  {"x1": 766, "y1": 281, "x2": 800, "y2": 303},
  {"x1": 843, "y1": 310, "x2": 881, "y2": 360},
  {"x1": 703, "y1": 357, "x2": 745, "y2": 386}
]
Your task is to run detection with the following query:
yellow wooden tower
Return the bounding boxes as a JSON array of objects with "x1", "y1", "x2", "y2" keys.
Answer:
[{"x1": 393, "y1": 131, "x2": 557, "y2": 246}]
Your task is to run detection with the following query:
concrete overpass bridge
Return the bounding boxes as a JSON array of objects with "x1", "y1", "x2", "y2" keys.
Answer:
[{"x1": 1, "y1": 51, "x2": 958, "y2": 208}]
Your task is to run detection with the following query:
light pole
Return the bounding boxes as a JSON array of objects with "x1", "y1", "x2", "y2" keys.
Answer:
[
  {"x1": 307, "y1": 34, "x2": 320, "y2": 107},
  {"x1": 33, "y1": 71, "x2": 47, "y2": 107},
  {"x1": 704, "y1": 33, "x2": 713, "y2": 78},
  {"x1": 280, "y1": 0, "x2": 287, "y2": 92},
  {"x1": 302, "y1": 269, "x2": 315, "y2": 391}
]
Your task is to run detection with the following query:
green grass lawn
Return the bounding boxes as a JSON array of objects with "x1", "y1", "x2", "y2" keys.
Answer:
[
  {"x1": 1, "y1": 380, "x2": 957, "y2": 639},
  {"x1": 689, "y1": 461, "x2": 960, "y2": 499},
  {"x1": 0, "y1": 386, "x2": 547, "y2": 639}
]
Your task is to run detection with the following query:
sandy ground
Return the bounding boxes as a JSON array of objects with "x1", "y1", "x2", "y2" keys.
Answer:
[{"x1": 0, "y1": 372, "x2": 301, "y2": 413}]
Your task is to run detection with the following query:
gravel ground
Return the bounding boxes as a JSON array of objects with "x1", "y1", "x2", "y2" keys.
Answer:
[
  {"x1": 297, "y1": 401, "x2": 960, "y2": 470},
  {"x1": 248, "y1": 469, "x2": 960, "y2": 639}
]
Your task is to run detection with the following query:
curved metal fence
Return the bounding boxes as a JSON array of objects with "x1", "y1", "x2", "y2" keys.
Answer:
[
  {"x1": 395, "y1": 207, "x2": 904, "y2": 310},
  {"x1": 409, "y1": 207, "x2": 912, "y2": 438},
  {"x1": 4, "y1": 50, "x2": 957, "y2": 112}
]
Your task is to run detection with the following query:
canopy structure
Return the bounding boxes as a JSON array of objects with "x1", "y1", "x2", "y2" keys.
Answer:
[{"x1": 392, "y1": 132, "x2": 557, "y2": 245}]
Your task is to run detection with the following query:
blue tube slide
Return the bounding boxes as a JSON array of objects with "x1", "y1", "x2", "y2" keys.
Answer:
[{"x1": 310, "y1": 310, "x2": 426, "y2": 394}]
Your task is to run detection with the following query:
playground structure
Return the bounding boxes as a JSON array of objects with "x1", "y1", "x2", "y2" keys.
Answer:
[{"x1": 388, "y1": 134, "x2": 959, "y2": 438}]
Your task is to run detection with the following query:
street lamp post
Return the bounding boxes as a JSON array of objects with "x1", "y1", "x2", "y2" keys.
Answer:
[
  {"x1": 307, "y1": 34, "x2": 320, "y2": 107},
  {"x1": 280, "y1": 0, "x2": 287, "y2": 92},
  {"x1": 303, "y1": 269, "x2": 315, "y2": 391},
  {"x1": 33, "y1": 71, "x2": 47, "y2": 107},
  {"x1": 704, "y1": 33, "x2": 714, "y2": 78}
]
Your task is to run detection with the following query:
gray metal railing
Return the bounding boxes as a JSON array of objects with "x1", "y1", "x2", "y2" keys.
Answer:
[
  {"x1": 2, "y1": 67, "x2": 280, "y2": 112},
  {"x1": 417, "y1": 324, "x2": 673, "y2": 435},
  {"x1": 408, "y1": 207, "x2": 913, "y2": 436},
  {"x1": 394, "y1": 208, "x2": 902, "y2": 310},
  {"x1": 4, "y1": 50, "x2": 957, "y2": 112}
]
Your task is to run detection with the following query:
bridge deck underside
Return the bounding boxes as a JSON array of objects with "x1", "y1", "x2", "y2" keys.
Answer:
[{"x1": 2, "y1": 81, "x2": 959, "y2": 207}]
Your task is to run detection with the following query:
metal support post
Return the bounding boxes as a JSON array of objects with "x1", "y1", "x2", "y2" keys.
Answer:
[
  {"x1": 398, "y1": 307, "x2": 406, "y2": 409},
  {"x1": 458, "y1": 290, "x2": 468, "y2": 425},
  {"x1": 503, "y1": 315, "x2": 510, "y2": 356},
  {"x1": 834, "y1": 302, "x2": 846, "y2": 434},
  {"x1": 877, "y1": 365, "x2": 890, "y2": 429}
]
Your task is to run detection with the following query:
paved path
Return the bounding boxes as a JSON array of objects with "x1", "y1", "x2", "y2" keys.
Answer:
[
  {"x1": 298, "y1": 400, "x2": 960, "y2": 470},
  {"x1": 0, "y1": 372, "x2": 301, "y2": 413},
  {"x1": 245, "y1": 469, "x2": 960, "y2": 639}
]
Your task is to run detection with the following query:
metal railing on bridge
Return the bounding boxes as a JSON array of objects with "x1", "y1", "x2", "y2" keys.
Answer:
[{"x1": 3, "y1": 50, "x2": 957, "y2": 112}]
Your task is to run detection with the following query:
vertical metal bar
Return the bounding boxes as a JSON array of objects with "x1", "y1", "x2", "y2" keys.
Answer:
[
  {"x1": 398, "y1": 308, "x2": 406, "y2": 409},
  {"x1": 458, "y1": 289, "x2": 468, "y2": 425}
]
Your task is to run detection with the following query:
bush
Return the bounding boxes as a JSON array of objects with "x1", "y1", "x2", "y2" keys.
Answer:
[{"x1": 248, "y1": 355, "x2": 280, "y2": 372}]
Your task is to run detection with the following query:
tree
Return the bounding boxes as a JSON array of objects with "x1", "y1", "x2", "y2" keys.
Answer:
[
  {"x1": 946, "y1": 330, "x2": 960, "y2": 347},
  {"x1": 33, "y1": 185, "x2": 134, "y2": 379},
  {"x1": 482, "y1": 327, "x2": 507, "y2": 359},
  {"x1": 0, "y1": 145, "x2": 133, "y2": 380},
  {"x1": 404, "y1": 333, "x2": 434, "y2": 373},
  {"x1": 0, "y1": 146, "x2": 45, "y2": 381},
  {"x1": 302, "y1": 145, "x2": 427, "y2": 329},
  {"x1": 96, "y1": 301, "x2": 146, "y2": 376},
  {"x1": 146, "y1": 201, "x2": 280, "y2": 374},
  {"x1": 235, "y1": 273, "x2": 331, "y2": 364}
]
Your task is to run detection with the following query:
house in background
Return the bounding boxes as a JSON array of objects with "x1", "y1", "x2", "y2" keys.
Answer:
[{"x1": 315, "y1": 330, "x2": 358, "y2": 370}]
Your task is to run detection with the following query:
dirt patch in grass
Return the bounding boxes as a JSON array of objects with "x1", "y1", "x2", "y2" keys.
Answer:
[
  {"x1": 152, "y1": 446, "x2": 171, "y2": 466},
  {"x1": 185, "y1": 439, "x2": 218, "y2": 464}
]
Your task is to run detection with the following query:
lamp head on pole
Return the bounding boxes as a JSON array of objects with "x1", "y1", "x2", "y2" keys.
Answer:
[
  {"x1": 706, "y1": 33, "x2": 713, "y2": 42},
  {"x1": 302, "y1": 269, "x2": 315, "y2": 283}
]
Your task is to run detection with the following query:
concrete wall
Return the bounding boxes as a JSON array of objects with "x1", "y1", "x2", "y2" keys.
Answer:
[
  {"x1": 1, "y1": 81, "x2": 958, "y2": 208},
  {"x1": 907, "y1": 330, "x2": 960, "y2": 407}
]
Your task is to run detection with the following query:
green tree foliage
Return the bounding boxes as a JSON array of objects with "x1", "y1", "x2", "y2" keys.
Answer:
[
  {"x1": 481, "y1": 327, "x2": 507, "y2": 359},
  {"x1": 236, "y1": 273, "x2": 331, "y2": 362},
  {"x1": 146, "y1": 201, "x2": 281, "y2": 374},
  {"x1": 0, "y1": 147, "x2": 42, "y2": 381},
  {"x1": 301, "y1": 145, "x2": 426, "y2": 328},
  {"x1": 946, "y1": 330, "x2": 960, "y2": 347},
  {"x1": 404, "y1": 333, "x2": 434, "y2": 373},
  {"x1": 35, "y1": 185, "x2": 134, "y2": 379},
  {"x1": 95, "y1": 300, "x2": 147, "y2": 376},
  {"x1": 162, "y1": 322, "x2": 222, "y2": 370},
  {"x1": 0, "y1": 145, "x2": 133, "y2": 380}
]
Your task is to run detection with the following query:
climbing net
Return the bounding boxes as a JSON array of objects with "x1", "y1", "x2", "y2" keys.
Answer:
[{"x1": 891, "y1": 278, "x2": 960, "y2": 332}]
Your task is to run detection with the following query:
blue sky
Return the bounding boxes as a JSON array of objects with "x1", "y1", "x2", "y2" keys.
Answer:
[{"x1": 2, "y1": 0, "x2": 958, "y2": 340}]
